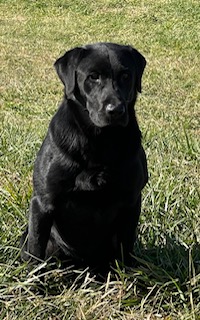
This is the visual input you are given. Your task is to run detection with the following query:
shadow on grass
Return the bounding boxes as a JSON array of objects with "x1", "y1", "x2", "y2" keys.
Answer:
[
  {"x1": 134, "y1": 236, "x2": 200, "y2": 283},
  {"x1": 116, "y1": 236, "x2": 200, "y2": 310}
]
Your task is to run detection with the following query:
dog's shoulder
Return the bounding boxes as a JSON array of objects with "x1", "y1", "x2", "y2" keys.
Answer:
[{"x1": 48, "y1": 99, "x2": 88, "y2": 159}]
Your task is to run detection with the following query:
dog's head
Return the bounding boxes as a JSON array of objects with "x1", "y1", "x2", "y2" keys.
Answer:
[{"x1": 54, "y1": 43, "x2": 146, "y2": 128}]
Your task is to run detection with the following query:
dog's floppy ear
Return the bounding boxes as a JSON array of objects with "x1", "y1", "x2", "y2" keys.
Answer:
[
  {"x1": 54, "y1": 47, "x2": 83, "y2": 96},
  {"x1": 128, "y1": 46, "x2": 146, "y2": 93}
]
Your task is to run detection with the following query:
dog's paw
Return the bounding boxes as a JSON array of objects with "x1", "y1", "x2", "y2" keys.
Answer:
[
  {"x1": 95, "y1": 170, "x2": 108, "y2": 188},
  {"x1": 75, "y1": 169, "x2": 108, "y2": 191}
]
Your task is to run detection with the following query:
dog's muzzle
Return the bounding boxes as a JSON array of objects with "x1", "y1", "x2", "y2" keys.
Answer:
[
  {"x1": 88, "y1": 102, "x2": 128, "y2": 127},
  {"x1": 105, "y1": 103, "x2": 125, "y2": 119}
]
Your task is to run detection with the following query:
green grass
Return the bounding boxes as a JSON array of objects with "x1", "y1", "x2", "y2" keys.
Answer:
[{"x1": 0, "y1": 0, "x2": 199, "y2": 319}]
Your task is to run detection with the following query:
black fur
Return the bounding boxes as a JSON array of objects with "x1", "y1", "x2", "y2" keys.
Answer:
[{"x1": 20, "y1": 43, "x2": 148, "y2": 274}]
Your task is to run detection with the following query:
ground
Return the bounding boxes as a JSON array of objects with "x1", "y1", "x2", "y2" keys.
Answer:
[{"x1": 0, "y1": 0, "x2": 199, "y2": 319}]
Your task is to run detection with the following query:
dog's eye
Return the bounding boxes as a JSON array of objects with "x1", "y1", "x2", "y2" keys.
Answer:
[
  {"x1": 120, "y1": 71, "x2": 131, "y2": 82},
  {"x1": 88, "y1": 72, "x2": 100, "y2": 82}
]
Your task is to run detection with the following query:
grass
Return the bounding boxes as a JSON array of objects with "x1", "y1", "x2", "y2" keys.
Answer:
[{"x1": 0, "y1": 0, "x2": 199, "y2": 319}]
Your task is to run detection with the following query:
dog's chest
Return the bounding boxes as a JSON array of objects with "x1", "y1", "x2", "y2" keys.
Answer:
[{"x1": 89, "y1": 131, "x2": 130, "y2": 164}]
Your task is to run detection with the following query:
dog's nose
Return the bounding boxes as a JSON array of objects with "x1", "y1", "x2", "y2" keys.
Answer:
[{"x1": 105, "y1": 103, "x2": 125, "y2": 117}]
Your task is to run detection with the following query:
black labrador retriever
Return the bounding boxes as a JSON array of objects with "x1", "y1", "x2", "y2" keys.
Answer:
[{"x1": 21, "y1": 42, "x2": 148, "y2": 274}]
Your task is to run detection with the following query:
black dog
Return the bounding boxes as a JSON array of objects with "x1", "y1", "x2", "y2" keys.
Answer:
[{"x1": 21, "y1": 43, "x2": 148, "y2": 275}]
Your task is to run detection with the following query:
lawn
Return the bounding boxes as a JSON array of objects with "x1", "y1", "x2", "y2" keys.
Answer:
[{"x1": 0, "y1": 0, "x2": 200, "y2": 319}]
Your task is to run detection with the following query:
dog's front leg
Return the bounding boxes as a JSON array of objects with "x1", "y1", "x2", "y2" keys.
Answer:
[
  {"x1": 26, "y1": 195, "x2": 54, "y2": 266},
  {"x1": 115, "y1": 196, "x2": 141, "y2": 267}
]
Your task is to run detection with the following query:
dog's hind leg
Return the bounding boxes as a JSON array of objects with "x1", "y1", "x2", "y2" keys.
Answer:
[{"x1": 25, "y1": 196, "x2": 54, "y2": 266}]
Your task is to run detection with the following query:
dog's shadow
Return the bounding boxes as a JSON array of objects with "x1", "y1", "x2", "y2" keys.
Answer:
[{"x1": 133, "y1": 235, "x2": 200, "y2": 287}]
